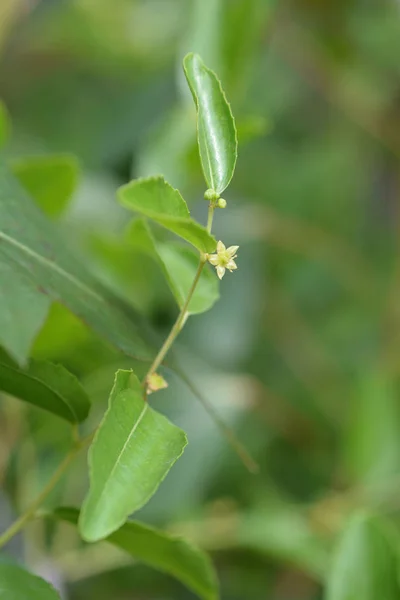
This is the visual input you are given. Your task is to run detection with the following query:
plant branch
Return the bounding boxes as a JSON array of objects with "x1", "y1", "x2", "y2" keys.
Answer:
[
  {"x1": 144, "y1": 259, "x2": 206, "y2": 384},
  {"x1": 144, "y1": 203, "x2": 216, "y2": 386},
  {"x1": 0, "y1": 435, "x2": 90, "y2": 550},
  {"x1": 206, "y1": 203, "x2": 215, "y2": 233}
]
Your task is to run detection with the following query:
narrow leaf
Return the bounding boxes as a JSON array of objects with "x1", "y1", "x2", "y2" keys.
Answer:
[
  {"x1": 127, "y1": 219, "x2": 219, "y2": 314},
  {"x1": 11, "y1": 154, "x2": 79, "y2": 218},
  {"x1": 0, "y1": 563, "x2": 61, "y2": 600},
  {"x1": 0, "y1": 347, "x2": 90, "y2": 423},
  {"x1": 0, "y1": 164, "x2": 153, "y2": 365},
  {"x1": 0, "y1": 261, "x2": 51, "y2": 365},
  {"x1": 118, "y1": 176, "x2": 216, "y2": 253},
  {"x1": 325, "y1": 512, "x2": 400, "y2": 600},
  {"x1": 55, "y1": 507, "x2": 218, "y2": 600},
  {"x1": 183, "y1": 53, "x2": 237, "y2": 194},
  {"x1": 79, "y1": 370, "x2": 187, "y2": 542}
]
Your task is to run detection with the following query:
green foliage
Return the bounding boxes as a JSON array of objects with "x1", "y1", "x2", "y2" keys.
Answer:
[
  {"x1": 158, "y1": 243, "x2": 219, "y2": 314},
  {"x1": 127, "y1": 219, "x2": 219, "y2": 314},
  {"x1": 183, "y1": 53, "x2": 237, "y2": 194},
  {"x1": 0, "y1": 563, "x2": 61, "y2": 600},
  {"x1": 11, "y1": 154, "x2": 79, "y2": 218},
  {"x1": 0, "y1": 163, "x2": 152, "y2": 365},
  {"x1": 118, "y1": 176, "x2": 216, "y2": 252},
  {"x1": 79, "y1": 370, "x2": 187, "y2": 541},
  {"x1": 0, "y1": 259, "x2": 51, "y2": 366},
  {"x1": 0, "y1": 347, "x2": 90, "y2": 422},
  {"x1": 0, "y1": 52, "x2": 236, "y2": 599},
  {"x1": 2, "y1": 1, "x2": 400, "y2": 599},
  {"x1": 325, "y1": 512, "x2": 400, "y2": 600},
  {"x1": 55, "y1": 507, "x2": 218, "y2": 600}
]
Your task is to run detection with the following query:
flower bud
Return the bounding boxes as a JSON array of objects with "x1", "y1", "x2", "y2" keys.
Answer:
[
  {"x1": 146, "y1": 372, "x2": 168, "y2": 394},
  {"x1": 204, "y1": 188, "x2": 219, "y2": 202},
  {"x1": 217, "y1": 198, "x2": 227, "y2": 208}
]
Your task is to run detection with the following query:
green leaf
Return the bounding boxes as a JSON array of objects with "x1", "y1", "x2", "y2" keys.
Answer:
[
  {"x1": 79, "y1": 370, "x2": 187, "y2": 542},
  {"x1": 127, "y1": 219, "x2": 219, "y2": 314},
  {"x1": 325, "y1": 512, "x2": 400, "y2": 600},
  {"x1": 11, "y1": 154, "x2": 79, "y2": 218},
  {"x1": 0, "y1": 100, "x2": 11, "y2": 149},
  {"x1": 0, "y1": 347, "x2": 90, "y2": 423},
  {"x1": 54, "y1": 507, "x2": 218, "y2": 600},
  {"x1": 158, "y1": 243, "x2": 219, "y2": 314},
  {"x1": 0, "y1": 261, "x2": 51, "y2": 365},
  {"x1": 127, "y1": 218, "x2": 159, "y2": 257},
  {"x1": 0, "y1": 563, "x2": 61, "y2": 600},
  {"x1": 0, "y1": 163, "x2": 152, "y2": 365},
  {"x1": 183, "y1": 53, "x2": 237, "y2": 194},
  {"x1": 118, "y1": 176, "x2": 216, "y2": 253}
]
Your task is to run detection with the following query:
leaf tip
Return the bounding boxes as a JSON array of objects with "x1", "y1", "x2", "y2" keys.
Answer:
[{"x1": 183, "y1": 51, "x2": 196, "y2": 66}]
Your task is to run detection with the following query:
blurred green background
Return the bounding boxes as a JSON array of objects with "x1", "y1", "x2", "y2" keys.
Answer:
[{"x1": 2, "y1": 0, "x2": 400, "y2": 598}]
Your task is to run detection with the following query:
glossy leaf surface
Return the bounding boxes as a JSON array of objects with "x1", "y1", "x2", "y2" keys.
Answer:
[{"x1": 183, "y1": 53, "x2": 237, "y2": 194}]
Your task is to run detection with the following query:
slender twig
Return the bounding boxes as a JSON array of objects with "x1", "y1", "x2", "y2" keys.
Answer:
[
  {"x1": 0, "y1": 431, "x2": 94, "y2": 550},
  {"x1": 206, "y1": 203, "x2": 215, "y2": 233},
  {"x1": 0, "y1": 447, "x2": 78, "y2": 549},
  {"x1": 144, "y1": 259, "x2": 206, "y2": 384},
  {"x1": 0, "y1": 199, "x2": 217, "y2": 544},
  {"x1": 144, "y1": 201, "x2": 258, "y2": 472},
  {"x1": 144, "y1": 204, "x2": 215, "y2": 386}
]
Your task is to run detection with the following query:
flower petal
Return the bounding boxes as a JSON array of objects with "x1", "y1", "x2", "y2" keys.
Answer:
[
  {"x1": 208, "y1": 254, "x2": 220, "y2": 266},
  {"x1": 227, "y1": 245, "x2": 239, "y2": 257},
  {"x1": 217, "y1": 240, "x2": 226, "y2": 254},
  {"x1": 216, "y1": 265, "x2": 226, "y2": 279},
  {"x1": 226, "y1": 259, "x2": 237, "y2": 271}
]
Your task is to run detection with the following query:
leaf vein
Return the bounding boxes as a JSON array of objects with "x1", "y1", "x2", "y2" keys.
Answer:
[
  {"x1": 0, "y1": 232, "x2": 105, "y2": 304},
  {"x1": 92, "y1": 401, "x2": 149, "y2": 506}
]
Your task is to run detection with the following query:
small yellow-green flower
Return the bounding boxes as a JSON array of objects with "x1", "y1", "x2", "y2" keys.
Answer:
[{"x1": 207, "y1": 241, "x2": 239, "y2": 280}]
